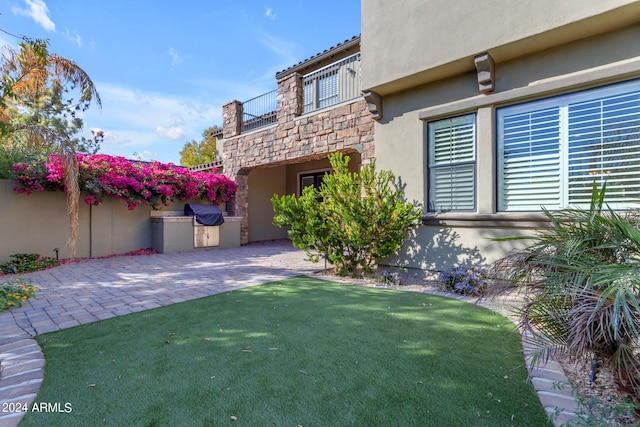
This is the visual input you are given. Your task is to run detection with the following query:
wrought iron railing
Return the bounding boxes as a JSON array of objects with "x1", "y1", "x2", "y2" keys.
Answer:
[
  {"x1": 241, "y1": 89, "x2": 277, "y2": 132},
  {"x1": 188, "y1": 160, "x2": 223, "y2": 172},
  {"x1": 302, "y1": 52, "x2": 361, "y2": 114}
]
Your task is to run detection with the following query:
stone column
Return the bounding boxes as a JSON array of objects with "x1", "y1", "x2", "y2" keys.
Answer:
[
  {"x1": 222, "y1": 100, "x2": 243, "y2": 138},
  {"x1": 277, "y1": 72, "x2": 303, "y2": 124},
  {"x1": 229, "y1": 172, "x2": 249, "y2": 245}
]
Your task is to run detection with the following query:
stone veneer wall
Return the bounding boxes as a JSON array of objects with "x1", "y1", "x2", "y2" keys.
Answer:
[{"x1": 222, "y1": 72, "x2": 375, "y2": 244}]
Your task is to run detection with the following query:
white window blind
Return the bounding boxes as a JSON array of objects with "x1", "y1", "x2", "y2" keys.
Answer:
[
  {"x1": 303, "y1": 80, "x2": 314, "y2": 113},
  {"x1": 568, "y1": 90, "x2": 640, "y2": 205},
  {"x1": 497, "y1": 79, "x2": 640, "y2": 211},
  {"x1": 428, "y1": 114, "x2": 476, "y2": 211},
  {"x1": 303, "y1": 71, "x2": 338, "y2": 114},
  {"x1": 497, "y1": 102, "x2": 561, "y2": 210},
  {"x1": 317, "y1": 71, "x2": 338, "y2": 109}
]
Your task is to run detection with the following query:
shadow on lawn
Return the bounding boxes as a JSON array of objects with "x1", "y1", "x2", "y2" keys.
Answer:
[{"x1": 23, "y1": 276, "x2": 551, "y2": 427}]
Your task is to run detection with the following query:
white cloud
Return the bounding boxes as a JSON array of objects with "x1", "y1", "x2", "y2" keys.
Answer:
[
  {"x1": 12, "y1": 0, "x2": 55, "y2": 31},
  {"x1": 62, "y1": 28, "x2": 82, "y2": 48},
  {"x1": 265, "y1": 7, "x2": 276, "y2": 20},
  {"x1": 156, "y1": 125, "x2": 186, "y2": 140},
  {"x1": 82, "y1": 83, "x2": 220, "y2": 164},
  {"x1": 131, "y1": 150, "x2": 156, "y2": 162},
  {"x1": 168, "y1": 47, "x2": 183, "y2": 67},
  {"x1": 254, "y1": 32, "x2": 301, "y2": 80}
]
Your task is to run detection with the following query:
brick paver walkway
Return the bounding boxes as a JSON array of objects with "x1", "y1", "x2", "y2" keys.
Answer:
[{"x1": 0, "y1": 242, "x2": 578, "y2": 426}]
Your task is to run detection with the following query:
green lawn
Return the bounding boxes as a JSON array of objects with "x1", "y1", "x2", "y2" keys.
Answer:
[{"x1": 21, "y1": 277, "x2": 551, "y2": 426}]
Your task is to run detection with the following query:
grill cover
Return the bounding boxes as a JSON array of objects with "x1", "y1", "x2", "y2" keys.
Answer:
[{"x1": 184, "y1": 204, "x2": 225, "y2": 226}]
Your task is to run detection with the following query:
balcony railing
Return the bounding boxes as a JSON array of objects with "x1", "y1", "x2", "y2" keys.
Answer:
[
  {"x1": 238, "y1": 52, "x2": 361, "y2": 133},
  {"x1": 303, "y1": 52, "x2": 361, "y2": 114},
  {"x1": 241, "y1": 89, "x2": 277, "y2": 132}
]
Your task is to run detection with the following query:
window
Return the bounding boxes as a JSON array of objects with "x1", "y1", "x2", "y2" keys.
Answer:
[
  {"x1": 299, "y1": 170, "x2": 329, "y2": 197},
  {"x1": 498, "y1": 80, "x2": 640, "y2": 211},
  {"x1": 317, "y1": 71, "x2": 339, "y2": 109},
  {"x1": 301, "y1": 53, "x2": 360, "y2": 115},
  {"x1": 303, "y1": 72, "x2": 338, "y2": 113},
  {"x1": 427, "y1": 114, "x2": 476, "y2": 211}
]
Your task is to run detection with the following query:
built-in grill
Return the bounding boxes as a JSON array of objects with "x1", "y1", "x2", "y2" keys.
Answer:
[
  {"x1": 184, "y1": 204, "x2": 225, "y2": 226},
  {"x1": 151, "y1": 204, "x2": 240, "y2": 253}
]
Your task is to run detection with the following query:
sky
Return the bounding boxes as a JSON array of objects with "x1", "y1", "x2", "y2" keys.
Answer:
[{"x1": 1, "y1": 0, "x2": 361, "y2": 164}]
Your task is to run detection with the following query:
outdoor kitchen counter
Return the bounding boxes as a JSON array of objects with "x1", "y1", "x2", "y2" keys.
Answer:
[{"x1": 151, "y1": 215, "x2": 242, "y2": 253}]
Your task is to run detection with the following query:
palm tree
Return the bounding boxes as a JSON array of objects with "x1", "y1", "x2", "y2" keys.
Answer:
[
  {"x1": 490, "y1": 183, "x2": 640, "y2": 402},
  {"x1": 0, "y1": 38, "x2": 101, "y2": 256}
]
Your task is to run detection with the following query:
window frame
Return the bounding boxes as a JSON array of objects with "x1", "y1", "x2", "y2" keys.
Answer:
[
  {"x1": 497, "y1": 79, "x2": 640, "y2": 211},
  {"x1": 303, "y1": 72, "x2": 338, "y2": 114},
  {"x1": 298, "y1": 169, "x2": 330, "y2": 197},
  {"x1": 426, "y1": 113, "x2": 477, "y2": 212}
]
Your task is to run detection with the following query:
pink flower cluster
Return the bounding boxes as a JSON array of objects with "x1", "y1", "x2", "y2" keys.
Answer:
[{"x1": 13, "y1": 153, "x2": 237, "y2": 210}]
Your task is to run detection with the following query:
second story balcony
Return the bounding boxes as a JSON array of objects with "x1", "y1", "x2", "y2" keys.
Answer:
[
  {"x1": 234, "y1": 40, "x2": 362, "y2": 135},
  {"x1": 302, "y1": 52, "x2": 361, "y2": 114},
  {"x1": 241, "y1": 90, "x2": 277, "y2": 132}
]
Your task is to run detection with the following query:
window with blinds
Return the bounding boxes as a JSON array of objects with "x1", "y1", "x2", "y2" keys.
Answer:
[
  {"x1": 303, "y1": 79, "x2": 314, "y2": 113},
  {"x1": 303, "y1": 71, "x2": 338, "y2": 113},
  {"x1": 497, "y1": 79, "x2": 640, "y2": 211},
  {"x1": 318, "y1": 71, "x2": 338, "y2": 109},
  {"x1": 427, "y1": 114, "x2": 476, "y2": 212}
]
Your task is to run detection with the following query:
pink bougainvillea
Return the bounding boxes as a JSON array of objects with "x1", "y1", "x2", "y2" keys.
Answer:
[{"x1": 13, "y1": 154, "x2": 237, "y2": 210}]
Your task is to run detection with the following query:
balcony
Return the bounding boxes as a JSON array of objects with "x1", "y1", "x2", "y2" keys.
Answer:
[
  {"x1": 237, "y1": 52, "x2": 362, "y2": 135},
  {"x1": 302, "y1": 52, "x2": 361, "y2": 114},
  {"x1": 241, "y1": 89, "x2": 277, "y2": 132}
]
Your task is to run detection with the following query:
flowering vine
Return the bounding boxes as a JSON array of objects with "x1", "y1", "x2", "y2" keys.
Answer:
[{"x1": 13, "y1": 153, "x2": 237, "y2": 210}]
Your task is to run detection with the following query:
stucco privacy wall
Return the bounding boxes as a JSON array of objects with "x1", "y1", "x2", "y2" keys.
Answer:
[
  {"x1": 362, "y1": 3, "x2": 640, "y2": 272},
  {"x1": 0, "y1": 180, "x2": 205, "y2": 263},
  {"x1": 221, "y1": 71, "x2": 375, "y2": 244}
]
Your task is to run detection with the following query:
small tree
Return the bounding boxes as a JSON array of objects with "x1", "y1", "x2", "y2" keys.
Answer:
[
  {"x1": 179, "y1": 126, "x2": 219, "y2": 166},
  {"x1": 272, "y1": 152, "x2": 422, "y2": 276}
]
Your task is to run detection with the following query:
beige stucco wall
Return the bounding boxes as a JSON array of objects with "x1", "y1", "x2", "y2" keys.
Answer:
[
  {"x1": 362, "y1": 0, "x2": 640, "y2": 95},
  {"x1": 247, "y1": 166, "x2": 289, "y2": 242},
  {"x1": 284, "y1": 159, "x2": 332, "y2": 195},
  {"x1": 367, "y1": 12, "x2": 640, "y2": 271},
  {"x1": 0, "y1": 180, "x2": 210, "y2": 263},
  {"x1": 244, "y1": 157, "x2": 361, "y2": 243}
]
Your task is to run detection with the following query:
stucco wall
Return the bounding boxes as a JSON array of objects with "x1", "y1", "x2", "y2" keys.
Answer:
[
  {"x1": 370, "y1": 19, "x2": 640, "y2": 271},
  {"x1": 0, "y1": 180, "x2": 206, "y2": 263},
  {"x1": 362, "y1": 0, "x2": 640, "y2": 95},
  {"x1": 247, "y1": 166, "x2": 289, "y2": 242}
]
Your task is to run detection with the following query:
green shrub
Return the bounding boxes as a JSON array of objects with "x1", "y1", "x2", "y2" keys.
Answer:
[
  {"x1": 491, "y1": 182, "x2": 640, "y2": 402},
  {"x1": 272, "y1": 153, "x2": 422, "y2": 276},
  {"x1": 0, "y1": 278, "x2": 39, "y2": 310},
  {"x1": 1, "y1": 253, "x2": 59, "y2": 274}
]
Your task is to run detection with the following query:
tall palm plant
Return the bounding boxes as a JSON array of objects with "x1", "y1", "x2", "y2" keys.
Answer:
[
  {"x1": 491, "y1": 183, "x2": 640, "y2": 400},
  {"x1": 0, "y1": 39, "x2": 101, "y2": 256}
]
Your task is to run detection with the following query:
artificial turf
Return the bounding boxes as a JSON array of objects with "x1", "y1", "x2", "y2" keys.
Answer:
[{"x1": 21, "y1": 276, "x2": 551, "y2": 426}]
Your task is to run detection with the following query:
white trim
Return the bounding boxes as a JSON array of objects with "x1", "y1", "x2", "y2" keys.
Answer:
[{"x1": 497, "y1": 78, "x2": 640, "y2": 211}]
